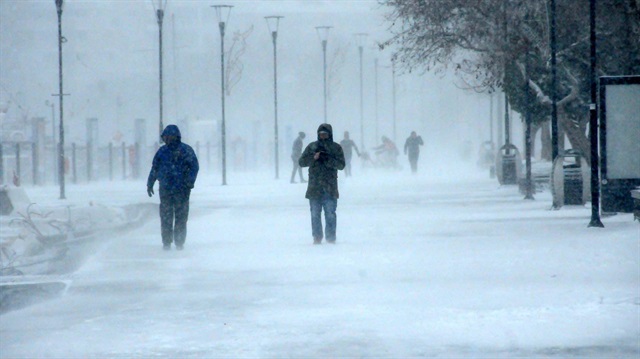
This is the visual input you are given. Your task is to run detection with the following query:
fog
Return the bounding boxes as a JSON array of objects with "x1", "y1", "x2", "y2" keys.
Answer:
[
  {"x1": 0, "y1": 0, "x2": 513, "y2": 180},
  {"x1": 1, "y1": 3, "x2": 639, "y2": 357}
]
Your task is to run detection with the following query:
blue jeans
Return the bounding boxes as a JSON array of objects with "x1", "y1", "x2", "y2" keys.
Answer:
[{"x1": 309, "y1": 191, "x2": 338, "y2": 241}]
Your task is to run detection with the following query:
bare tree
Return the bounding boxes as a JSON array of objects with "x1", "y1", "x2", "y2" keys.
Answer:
[
  {"x1": 327, "y1": 40, "x2": 349, "y2": 101},
  {"x1": 382, "y1": 0, "x2": 640, "y2": 159},
  {"x1": 225, "y1": 25, "x2": 253, "y2": 96}
]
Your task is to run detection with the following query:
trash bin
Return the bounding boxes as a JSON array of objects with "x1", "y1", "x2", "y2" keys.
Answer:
[
  {"x1": 631, "y1": 189, "x2": 640, "y2": 221},
  {"x1": 551, "y1": 149, "x2": 590, "y2": 207},
  {"x1": 563, "y1": 164, "x2": 583, "y2": 205},
  {"x1": 496, "y1": 144, "x2": 522, "y2": 185}
]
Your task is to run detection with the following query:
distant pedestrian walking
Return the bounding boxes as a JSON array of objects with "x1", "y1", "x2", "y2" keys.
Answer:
[
  {"x1": 147, "y1": 125, "x2": 199, "y2": 250},
  {"x1": 404, "y1": 131, "x2": 424, "y2": 173},
  {"x1": 339, "y1": 131, "x2": 360, "y2": 177},
  {"x1": 299, "y1": 124, "x2": 346, "y2": 244},
  {"x1": 290, "y1": 132, "x2": 307, "y2": 183}
]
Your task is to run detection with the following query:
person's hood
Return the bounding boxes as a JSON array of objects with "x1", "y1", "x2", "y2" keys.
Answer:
[
  {"x1": 317, "y1": 123, "x2": 333, "y2": 142},
  {"x1": 161, "y1": 124, "x2": 182, "y2": 144}
]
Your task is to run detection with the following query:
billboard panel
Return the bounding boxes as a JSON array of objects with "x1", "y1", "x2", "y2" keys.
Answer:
[{"x1": 604, "y1": 84, "x2": 640, "y2": 179}]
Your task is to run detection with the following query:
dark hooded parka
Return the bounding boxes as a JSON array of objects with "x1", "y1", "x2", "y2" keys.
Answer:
[
  {"x1": 147, "y1": 125, "x2": 199, "y2": 193},
  {"x1": 299, "y1": 124, "x2": 346, "y2": 199}
]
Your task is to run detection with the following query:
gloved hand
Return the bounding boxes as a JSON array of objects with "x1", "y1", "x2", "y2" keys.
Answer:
[
  {"x1": 317, "y1": 151, "x2": 328, "y2": 161},
  {"x1": 147, "y1": 186, "x2": 154, "y2": 197}
]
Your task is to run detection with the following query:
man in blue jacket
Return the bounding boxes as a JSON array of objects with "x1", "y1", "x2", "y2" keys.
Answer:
[{"x1": 147, "y1": 125, "x2": 199, "y2": 250}]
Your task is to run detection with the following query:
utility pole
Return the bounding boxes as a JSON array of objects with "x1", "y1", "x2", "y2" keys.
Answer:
[
  {"x1": 588, "y1": 0, "x2": 604, "y2": 227},
  {"x1": 550, "y1": 0, "x2": 559, "y2": 162},
  {"x1": 55, "y1": 0, "x2": 66, "y2": 200},
  {"x1": 266, "y1": 16, "x2": 283, "y2": 180}
]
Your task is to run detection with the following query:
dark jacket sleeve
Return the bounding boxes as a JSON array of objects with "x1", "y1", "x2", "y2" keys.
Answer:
[
  {"x1": 298, "y1": 143, "x2": 315, "y2": 167},
  {"x1": 185, "y1": 146, "x2": 199, "y2": 189},
  {"x1": 326, "y1": 144, "x2": 346, "y2": 170},
  {"x1": 404, "y1": 139, "x2": 409, "y2": 154},
  {"x1": 147, "y1": 151, "x2": 160, "y2": 188},
  {"x1": 418, "y1": 137, "x2": 424, "y2": 146}
]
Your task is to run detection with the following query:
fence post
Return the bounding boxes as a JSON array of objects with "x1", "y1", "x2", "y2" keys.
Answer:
[
  {"x1": 109, "y1": 142, "x2": 113, "y2": 181},
  {"x1": 15, "y1": 143, "x2": 21, "y2": 185},
  {"x1": 72, "y1": 143, "x2": 77, "y2": 184},
  {"x1": 0, "y1": 142, "x2": 4, "y2": 184},
  {"x1": 86, "y1": 141, "x2": 92, "y2": 182},
  {"x1": 207, "y1": 141, "x2": 211, "y2": 171},
  {"x1": 32, "y1": 142, "x2": 38, "y2": 186},
  {"x1": 122, "y1": 142, "x2": 126, "y2": 180},
  {"x1": 134, "y1": 142, "x2": 140, "y2": 179}
]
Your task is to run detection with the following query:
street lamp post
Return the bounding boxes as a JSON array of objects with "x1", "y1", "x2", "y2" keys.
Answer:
[
  {"x1": 588, "y1": 0, "x2": 604, "y2": 227},
  {"x1": 550, "y1": 0, "x2": 559, "y2": 162},
  {"x1": 392, "y1": 59, "x2": 397, "y2": 143},
  {"x1": 355, "y1": 33, "x2": 368, "y2": 150},
  {"x1": 265, "y1": 15, "x2": 283, "y2": 180},
  {"x1": 374, "y1": 58, "x2": 379, "y2": 144},
  {"x1": 502, "y1": 0, "x2": 511, "y2": 155},
  {"x1": 55, "y1": 0, "x2": 65, "y2": 200},
  {"x1": 212, "y1": 4, "x2": 232, "y2": 186},
  {"x1": 154, "y1": 0, "x2": 167, "y2": 137},
  {"x1": 316, "y1": 26, "x2": 332, "y2": 123}
]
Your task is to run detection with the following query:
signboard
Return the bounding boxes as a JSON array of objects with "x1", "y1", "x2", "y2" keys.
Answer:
[
  {"x1": 600, "y1": 78, "x2": 640, "y2": 179},
  {"x1": 599, "y1": 75, "x2": 640, "y2": 212}
]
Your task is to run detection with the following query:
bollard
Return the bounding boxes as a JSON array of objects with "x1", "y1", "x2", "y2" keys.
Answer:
[
  {"x1": 207, "y1": 141, "x2": 211, "y2": 171},
  {"x1": 86, "y1": 141, "x2": 92, "y2": 182},
  {"x1": 109, "y1": 142, "x2": 113, "y2": 181},
  {"x1": 32, "y1": 142, "x2": 38, "y2": 186},
  {"x1": 0, "y1": 142, "x2": 4, "y2": 184},
  {"x1": 134, "y1": 142, "x2": 141, "y2": 179},
  {"x1": 15, "y1": 143, "x2": 21, "y2": 185},
  {"x1": 72, "y1": 143, "x2": 77, "y2": 184},
  {"x1": 122, "y1": 142, "x2": 126, "y2": 180}
]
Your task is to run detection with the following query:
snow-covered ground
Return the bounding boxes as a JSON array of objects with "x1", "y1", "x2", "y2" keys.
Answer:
[{"x1": 1, "y1": 167, "x2": 638, "y2": 358}]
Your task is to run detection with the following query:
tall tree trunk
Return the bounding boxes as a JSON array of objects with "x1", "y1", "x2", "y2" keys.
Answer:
[
  {"x1": 559, "y1": 114, "x2": 591, "y2": 161},
  {"x1": 531, "y1": 123, "x2": 540, "y2": 159},
  {"x1": 540, "y1": 121, "x2": 552, "y2": 161}
]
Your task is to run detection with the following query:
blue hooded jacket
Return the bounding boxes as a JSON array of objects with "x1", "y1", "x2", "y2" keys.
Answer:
[{"x1": 147, "y1": 125, "x2": 199, "y2": 193}]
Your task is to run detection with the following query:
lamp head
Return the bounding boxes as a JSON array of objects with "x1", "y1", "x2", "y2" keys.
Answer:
[
  {"x1": 212, "y1": 4, "x2": 233, "y2": 25},
  {"x1": 265, "y1": 16, "x2": 283, "y2": 34},
  {"x1": 55, "y1": 0, "x2": 63, "y2": 13},
  {"x1": 354, "y1": 33, "x2": 369, "y2": 48},
  {"x1": 315, "y1": 26, "x2": 332, "y2": 43}
]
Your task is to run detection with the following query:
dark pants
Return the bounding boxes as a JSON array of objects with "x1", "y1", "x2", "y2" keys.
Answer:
[
  {"x1": 309, "y1": 191, "x2": 338, "y2": 241},
  {"x1": 159, "y1": 189, "x2": 191, "y2": 246},
  {"x1": 409, "y1": 154, "x2": 419, "y2": 173},
  {"x1": 291, "y1": 158, "x2": 304, "y2": 182},
  {"x1": 344, "y1": 155, "x2": 353, "y2": 177}
]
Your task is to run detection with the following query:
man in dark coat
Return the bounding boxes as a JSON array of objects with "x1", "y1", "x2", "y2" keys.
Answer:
[
  {"x1": 147, "y1": 124, "x2": 199, "y2": 250},
  {"x1": 290, "y1": 131, "x2": 307, "y2": 183},
  {"x1": 404, "y1": 131, "x2": 424, "y2": 173},
  {"x1": 299, "y1": 123, "x2": 346, "y2": 244},
  {"x1": 339, "y1": 131, "x2": 360, "y2": 177}
]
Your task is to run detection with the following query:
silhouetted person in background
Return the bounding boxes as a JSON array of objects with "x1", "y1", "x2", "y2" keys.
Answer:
[
  {"x1": 373, "y1": 136, "x2": 400, "y2": 169},
  {"x1": 299, "y1": 124, "x2": 346, "y2": 244},
  {"x1": 404, "y1": 131, "x2": 424, "y2": 173},
  {"x1": 147, "y1": 125, "x2": 199, "y2": 250},
  {"x1": 339, "y1": 131, "x2": 360, "y2": 177},
  {"x1": 290, "y1": 132, "x2": 306, "y2": 183}
]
